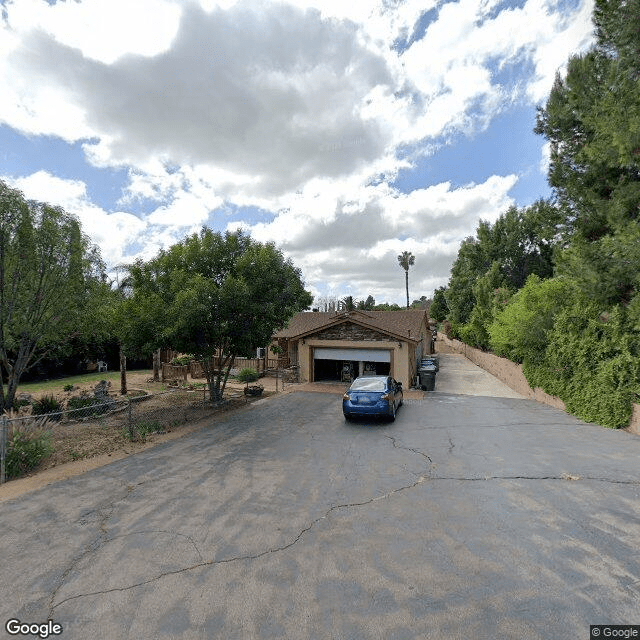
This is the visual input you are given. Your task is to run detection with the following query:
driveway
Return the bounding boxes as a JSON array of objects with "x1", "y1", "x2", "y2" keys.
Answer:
[{"x1": 1, "y1": 357, "x2": 639, "y2": 639}]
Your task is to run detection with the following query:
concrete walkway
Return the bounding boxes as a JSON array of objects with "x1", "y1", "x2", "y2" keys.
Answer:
[
  {"x1": 266, "y1": 352, "x2": 525, "y2": 400},
  {"x1": 432, "y1": 352, "x2": 526, "y2": 399}
]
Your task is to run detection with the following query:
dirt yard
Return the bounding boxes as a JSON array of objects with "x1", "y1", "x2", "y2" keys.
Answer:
[{"x1": 1, "y1": 371, "x2": 275, "y2": 501}]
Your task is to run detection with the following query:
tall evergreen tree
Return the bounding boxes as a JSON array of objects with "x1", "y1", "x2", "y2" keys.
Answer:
[{"x1": 535, "y1": 0, "x2": 640, "y2": 306}]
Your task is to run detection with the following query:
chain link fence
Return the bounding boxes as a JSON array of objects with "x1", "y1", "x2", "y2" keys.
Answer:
[{"x1": 0, "y1": 388, "x2": 250, "y2": 484}]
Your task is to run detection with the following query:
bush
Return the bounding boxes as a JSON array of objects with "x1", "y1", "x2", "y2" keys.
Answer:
[
  {"x1": 237, "y1": 368, "x2": 260, "y2": 384},
  {"x1": 67, "y1": 396, "x2": 98, "y2": 410},
  {"x1": 170, "y1": 355, "x2": 193, "y2": 366},
  {"x1": 32, "y1": 395, "x2": 62, "y2": 421},
  {"x1": 63, "y1": 384, "x2": 74, "y2": 392},
  {"x1": 66, "y1": 395, "x2": 111, "y2": 416},
  {"x1": 6, "y1": 427, "x2": 54, "y2": 479}
]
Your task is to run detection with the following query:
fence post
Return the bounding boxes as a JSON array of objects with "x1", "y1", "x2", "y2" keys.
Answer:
[
  {"x1": 1, "y1": 416, "x2": 7, "y2": 485},
  {"x1": 128, "y1": 399, "x2": 135, "y2": 441}
]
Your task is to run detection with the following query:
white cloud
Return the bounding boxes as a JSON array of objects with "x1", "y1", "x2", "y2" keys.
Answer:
[
  {"x1": 5, "y1": 171, "x2": 148, "y2": 266},
  {"x1": 238, "y1": 173, "x2": 517, "y2": 304},
  {"x1": 0, "y1": 0, "x2": 596, "y2": 304},
  {"x1": 1, "y1": 0, "x2": 594, "y2": 197}
]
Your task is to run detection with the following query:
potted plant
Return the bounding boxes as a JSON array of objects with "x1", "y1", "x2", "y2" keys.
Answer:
[{"x1": 237, "y1": 368, "x2": 264, "y2": 397}]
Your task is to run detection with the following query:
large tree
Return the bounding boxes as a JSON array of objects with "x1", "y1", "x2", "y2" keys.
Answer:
[
  {"x1": 122, "y1": 228, "x2": 312, "y2": 401},
  {"x1": 446, "y1": 200, "x2": 561, "y2": 331},
  {"x1": 0, "y1": 181, "x2": 107, "y2": 411},
  {"x1": 397, "y1": 251, "x2": 415, "y2": 309},
  {"x1": 535, "y1": 0, "x2": 640, "y2": 306}
]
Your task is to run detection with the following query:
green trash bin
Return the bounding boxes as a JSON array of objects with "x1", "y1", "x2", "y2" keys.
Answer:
[{"x1": 419, "y1": 365, "x2": 436, "y2": 391}]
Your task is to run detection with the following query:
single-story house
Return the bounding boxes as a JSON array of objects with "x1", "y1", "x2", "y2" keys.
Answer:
[{"x1": 271, "y1": 309, "x2": 431, "y2": 388}]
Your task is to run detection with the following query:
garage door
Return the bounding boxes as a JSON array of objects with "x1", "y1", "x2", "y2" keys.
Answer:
[{"x1": 313, "y1": 348, "x2": 390, "y2": 362}]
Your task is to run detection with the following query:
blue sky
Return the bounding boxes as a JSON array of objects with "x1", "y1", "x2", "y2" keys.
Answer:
[{"x1": 0, "y1": 0, "x2": 595, "y2": 305}]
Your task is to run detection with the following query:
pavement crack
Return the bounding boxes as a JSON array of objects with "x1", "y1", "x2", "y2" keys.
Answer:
[
  {"x1": 384, "y1": 435, "x2": 433, "y2": 464},
  {"x1": 50, "y1": 475, "x2": 430, "y2": 610},
  {"x1": 429, "y1": 475, "x2": 640, "y2": 484},
  {"x1": 48, "y1": 484, "x2": 136, "y2": 617}
]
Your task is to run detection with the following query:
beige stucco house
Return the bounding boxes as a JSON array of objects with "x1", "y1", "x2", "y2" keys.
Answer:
[{"x1": 271, "y1": 309, "x2": 431, "y2": 388}]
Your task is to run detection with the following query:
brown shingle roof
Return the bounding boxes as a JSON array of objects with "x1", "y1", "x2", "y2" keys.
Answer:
[{"x1": 273, "y1": 309, "x2": 428, "y2": 342}]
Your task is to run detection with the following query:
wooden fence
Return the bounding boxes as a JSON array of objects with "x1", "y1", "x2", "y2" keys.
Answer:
[{"x1": 163, "y1": 356, "x2": 293, "y2": 381}]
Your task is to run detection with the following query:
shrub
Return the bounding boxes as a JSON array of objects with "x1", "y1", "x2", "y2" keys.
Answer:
[
  {"x1": 170, "y1": 355, "x2": 193, "y2": 366},
  {"x1": 63, "y1": 384, "x2": 74, "y2": 392},
  {"x1": 237, "y1": 368, "x2": 260, "y2": 384},
  {"x1": 66, "y1": 395, "x2": 111, "y2": 416},
  {"x1": 32, "y1": 395, "x2": 62, "y2": 421},
  {"x1": 6, "y1": 427, "x2": 54, "y2": 479},
  {"x1": 67, "y1": 396, "x2": 98, "y2": 410},
  {"x1": 124, "y1": 420, "x2": 164, "y2": 442}
]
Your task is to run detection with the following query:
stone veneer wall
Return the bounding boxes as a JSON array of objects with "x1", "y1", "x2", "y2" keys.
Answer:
[{"x1": 437, "y1": 333, "x2": 640, "y2": 434}]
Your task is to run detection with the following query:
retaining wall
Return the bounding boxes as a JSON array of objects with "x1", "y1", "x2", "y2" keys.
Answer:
[{"x1": 437, "y1": 333, "x2": 640, "y2": 434}]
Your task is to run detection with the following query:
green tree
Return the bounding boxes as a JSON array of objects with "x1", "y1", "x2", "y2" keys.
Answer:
[
  {"x1": 122, "y1": 229, "x2": 312, "y2": 401},
  {"x1": 429, "y1": 287, "x2": 449, "y2": 323},
  {"x1": 397, "y1": 251, "x2": 415, "y2": 309},
  {"x1": 488, "y1": 275, "x2": 574, "y2": 365},
  {"x1": 341, "y1": 296, "x2": 355, "y2": 311},
  {"x1": 356, "y1": 295, "x2": 376, "y2": 310},
  {"x1": 535, "y1": 0, "x2": 640, "y2": 306},
  {"x1": 373, "y1": 302, "x2": 402, "y2": 311},
  {"x1": 446, "y1": 201, "x2": 561, "y2": 335},
  {"x1": 0, "y1": 181, "x2": 107, "y2": 411}
]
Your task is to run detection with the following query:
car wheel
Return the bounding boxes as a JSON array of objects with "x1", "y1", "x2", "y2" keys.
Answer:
[
  {"x1": 390, "y1": 404, "x2": 396, "y2": 422},
  {"x1": 344, "y1": 413, "x2": 351, "y2": 422}
]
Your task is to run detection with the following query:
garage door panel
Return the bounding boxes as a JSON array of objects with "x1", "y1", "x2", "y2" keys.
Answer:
[{"x1": 314, "y1": 348, "x2": 390, "y2": 362}]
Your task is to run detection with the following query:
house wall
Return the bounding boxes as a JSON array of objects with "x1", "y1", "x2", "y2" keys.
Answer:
[{"x1": 298, "y1": 338, "x2": 412, "y2": 388}]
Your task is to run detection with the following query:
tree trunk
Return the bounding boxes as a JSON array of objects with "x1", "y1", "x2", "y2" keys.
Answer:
[
  {"x1": 1, "y1": 339, "x2": 36, "y2": 411},
  {"x1": 120, "y1": 347, "x2": 127, "y2": 396},
  {"x1": 405, "y1": 269, "x2": 410, "y2": 309},
  {"x1": 153, "y1": 348, "x2": 160, "y2": 382}
]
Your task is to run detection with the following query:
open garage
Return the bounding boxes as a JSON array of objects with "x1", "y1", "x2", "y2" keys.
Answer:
[
  {"x1": 271, "y1": 309, "x2": 431, "y2": 388},
  {"x1": 313, "y1": 347, "x2": 391, "y2": 382}
]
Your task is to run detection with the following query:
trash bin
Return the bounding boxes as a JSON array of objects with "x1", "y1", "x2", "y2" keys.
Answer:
[
  {"x1": 419, "y1": 365, "x2": 437, "y2": 391},
  {"x1": 421, "y1": 356, "x2": 439, "y2": 372}
]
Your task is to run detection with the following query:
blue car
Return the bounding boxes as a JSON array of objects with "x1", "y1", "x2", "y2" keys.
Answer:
[{"x1": 343, "y1": 375, "x2": 403, "y2": 421}]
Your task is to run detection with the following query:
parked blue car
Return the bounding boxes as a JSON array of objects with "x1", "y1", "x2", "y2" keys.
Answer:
[{"x1": 343, "y1": 375, "x2": 403, "y2": 421}]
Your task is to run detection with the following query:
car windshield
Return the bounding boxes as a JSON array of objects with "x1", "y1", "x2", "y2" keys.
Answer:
[{"x1": 350, "y1": 378, "x2": 387, "y2": 392}]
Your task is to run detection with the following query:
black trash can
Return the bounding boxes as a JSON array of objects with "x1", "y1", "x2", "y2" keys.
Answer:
[
  {"x1": 419, "y1": 365, "x2": 436, "y2": 391},
  {"x1": 421, "y1": 356, "x2": 439, "y2": 372}
]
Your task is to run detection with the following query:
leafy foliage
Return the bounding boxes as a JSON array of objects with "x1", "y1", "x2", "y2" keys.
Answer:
[
  {"x1": 120, "y1": 229, "x2": 312, "y2": 400},
  {"x1": 31, "y1": 395, "x2": 63, "y2": 420},
  {"x1": 0, "y1": 181, "x2": 108, "y2": 411},
  {"x1": 438, "y1": 1, "x2": 640, "y2": 428},
  {"x1": 5, "y1": 427, "x2": 54, "y2": 479},
  {"x1": 236, "y1": 368, "x2": 260, "y2": 384},
  {"x1": 429, "y1": 287, "x2": 448, "y2": 323},
  {"x1": 446, "y1": 200, "x2": 561, "y2": 333}
]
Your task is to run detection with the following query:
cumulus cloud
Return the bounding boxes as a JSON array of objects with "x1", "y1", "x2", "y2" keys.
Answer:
[
  {"x1": 0, "y1": 0, "x2": 595, "y2": 304},
  {"x1": 235, "y1": 173, "x2": 517, "y2": 303}
]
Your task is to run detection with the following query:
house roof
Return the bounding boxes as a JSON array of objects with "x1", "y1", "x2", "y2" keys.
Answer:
[{"x1": 273, "y1": 309, "x2": 428, "y2": 343}]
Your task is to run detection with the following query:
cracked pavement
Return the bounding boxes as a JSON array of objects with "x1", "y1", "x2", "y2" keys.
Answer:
[{"x1": 1, "y1": 355, "x2": 640, "y2": 639}]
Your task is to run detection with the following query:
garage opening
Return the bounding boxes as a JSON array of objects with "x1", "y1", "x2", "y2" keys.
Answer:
[{"x1": 313, "y1": 348, "x2": 391, "y2": 382}]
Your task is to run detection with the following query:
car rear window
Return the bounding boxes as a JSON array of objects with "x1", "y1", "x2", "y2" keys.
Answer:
[{"x1": 350, "y1": 378, "x2": 386, "y2": 391}]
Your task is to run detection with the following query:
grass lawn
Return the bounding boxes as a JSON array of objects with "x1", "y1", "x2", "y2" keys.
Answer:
[{"x1": 16, "y1": 370, "x2": 153, "y2": 397}]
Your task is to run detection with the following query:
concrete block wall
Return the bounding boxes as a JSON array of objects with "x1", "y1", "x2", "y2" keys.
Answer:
[{"x1": 437, "y1": 333, "x2": 640, "y2": 434}]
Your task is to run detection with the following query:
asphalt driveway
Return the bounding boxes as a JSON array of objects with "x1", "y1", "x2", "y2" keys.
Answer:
[{"x1": 1, "y1": 359, "x2": 639, "y2": 639}]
